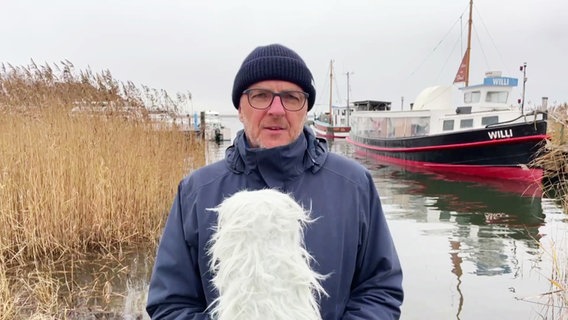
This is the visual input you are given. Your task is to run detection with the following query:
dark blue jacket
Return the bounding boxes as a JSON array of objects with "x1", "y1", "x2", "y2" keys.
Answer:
[{"x1": 146, "y1": 127, "x2": 403, "y2": 319}]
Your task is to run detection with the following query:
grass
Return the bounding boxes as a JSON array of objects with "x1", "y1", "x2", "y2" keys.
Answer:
[
  {"x1": 524, "y1": 226, "x2": 568, "y2": 319},
  {"x1": 0, "y1": 60, "x2": 205, "y2": 318},
  {"x1": 533, "y1": 104, "x2": 568, "y2": 209},
  {"x1": 0, "y1": 257, "x2": 16, "y2": 320}
]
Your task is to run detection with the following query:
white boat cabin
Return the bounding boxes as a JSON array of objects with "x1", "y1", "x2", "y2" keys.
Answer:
[
  {"x1": 313, "y1": 105, "x2": 353, "y2": 128},
  {"x1": 350, "y1": 72, "x2": 544, "y2": 139}
]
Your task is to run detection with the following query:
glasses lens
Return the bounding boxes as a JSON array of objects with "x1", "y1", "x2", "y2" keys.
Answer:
[
  {"x1": 280, "y1": 91, "x2": 307, "y2": 111},
  {"x1": 244, "y1": 89, "x2": 308, "y2": 111},
  {"x1": 247, "y1": 89, "x2": 272, "y2": 109}
]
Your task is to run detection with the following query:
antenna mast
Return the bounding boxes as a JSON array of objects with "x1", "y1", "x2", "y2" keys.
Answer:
[{"x1": 520, "y1": 62, "x2": 527, "y2": 114}]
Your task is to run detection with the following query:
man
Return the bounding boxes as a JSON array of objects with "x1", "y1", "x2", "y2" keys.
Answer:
[{"x1": 146, "y1": 43, "x2": 404, "y2": 319}]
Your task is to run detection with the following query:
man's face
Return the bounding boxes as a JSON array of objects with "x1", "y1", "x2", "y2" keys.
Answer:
[{"x1": 238, "y1": 80, "x2": 308, "y2": 149}]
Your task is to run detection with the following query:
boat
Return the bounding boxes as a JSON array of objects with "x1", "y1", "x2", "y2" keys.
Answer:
[
  {"x1": 199, "y1": 110, "x2": 231, "y2": 142},
  {"x1": 346, "y1": 0, "x2": 548, "y2": 182},
  {"x1": 311, "y1": 60, "x2": 352, "y2": 139}
]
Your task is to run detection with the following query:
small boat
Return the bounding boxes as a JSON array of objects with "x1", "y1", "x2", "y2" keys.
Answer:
[
  {"x1": 346, "y1": 0, "x2": 548, "y2": 182},
  {"x1": 312, "y1": 107, "x2": 351, "y2": 139},
  {"x1": 311, "y1": 60, "x2": 351, "y2": 139},
  {"x1": 199, "y1": 110, "x2": 231, "y2": 142}
]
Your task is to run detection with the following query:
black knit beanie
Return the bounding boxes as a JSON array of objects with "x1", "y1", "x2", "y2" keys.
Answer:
[{"x1": 232, "y1": 44, "x2": 316, "y2": 111}]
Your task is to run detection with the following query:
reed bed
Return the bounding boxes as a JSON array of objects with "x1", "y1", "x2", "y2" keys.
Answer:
[
  {"x1": 533, "y1": 104, "x2": 568, "y2": 209},
  {"x1": 539, "y1": 238, "x2": 568, "y2": 319},
  {"x1": 0, "y1": 61, "x2": 205, "y2": 318},
  {"x1": 527, "y1": 103, "x2": 568, "y2": 318},
  {"x1": 0, "y1": 257, "x2": 16, "y2": 320}
]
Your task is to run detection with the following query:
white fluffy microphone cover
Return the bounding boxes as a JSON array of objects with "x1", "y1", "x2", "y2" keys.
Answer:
[{"x1": 207, "y1": 189, "x2": 327, "y2": 320}]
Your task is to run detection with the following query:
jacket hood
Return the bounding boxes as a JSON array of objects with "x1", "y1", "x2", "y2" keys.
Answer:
[{"x1": 225, "y1": 127, "x2": 328, "y2": 184}]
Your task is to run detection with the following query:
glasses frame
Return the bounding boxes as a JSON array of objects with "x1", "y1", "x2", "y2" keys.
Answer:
[{"x1": 242, "y1": 89, "x2": 309, "y2": 112}]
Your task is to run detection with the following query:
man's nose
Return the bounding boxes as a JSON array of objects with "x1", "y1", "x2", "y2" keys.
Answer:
[{"x1": 267, "y1": 95, "x2": 286, "y2": 114}]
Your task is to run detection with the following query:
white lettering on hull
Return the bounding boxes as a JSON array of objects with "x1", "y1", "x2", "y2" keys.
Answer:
[{"x1": 488, "y1": 129, "x2": 513, "y2": 139}]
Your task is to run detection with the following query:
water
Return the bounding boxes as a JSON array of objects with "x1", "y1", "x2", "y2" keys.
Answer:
[{"x1": 206, "y1": 115, "x2": 568, "y2": 319}]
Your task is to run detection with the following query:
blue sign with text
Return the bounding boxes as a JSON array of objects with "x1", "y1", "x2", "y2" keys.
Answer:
[{"x1": 483, "y1": 77, "x2": 518, "y2": 87}]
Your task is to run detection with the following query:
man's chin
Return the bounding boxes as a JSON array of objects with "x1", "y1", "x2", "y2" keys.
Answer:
[
  {"x1": 259, "y1": 139, "x2": 290, "y2": 149},
  {"x1": 256, "y1": 133, "x2": 290, "y2": 148}
]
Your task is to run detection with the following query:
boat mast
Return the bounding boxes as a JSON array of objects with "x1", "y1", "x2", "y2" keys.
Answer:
[
  {"x1": 465, "y1": 0, "x2": 473, "y2": 86},
  {"x1": 453, "y1": 0, "x2": 473, "y2": 86},
  {"x1": 329, "y1": 60, "x2": 334, "y2": 126}
]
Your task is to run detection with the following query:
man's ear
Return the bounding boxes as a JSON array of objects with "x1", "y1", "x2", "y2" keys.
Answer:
[{"x1": 238, "y1": 108, "x2": 244, "y2": 123}]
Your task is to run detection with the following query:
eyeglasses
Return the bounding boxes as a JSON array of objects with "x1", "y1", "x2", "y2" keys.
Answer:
[{"x1": 242, "y1": 89, "x2": 309, "y2": 112}]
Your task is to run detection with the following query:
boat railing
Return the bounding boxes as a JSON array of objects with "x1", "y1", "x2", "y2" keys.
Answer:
[{"x1": 485, "y1": 110, "x2": 547, "y2": 128}]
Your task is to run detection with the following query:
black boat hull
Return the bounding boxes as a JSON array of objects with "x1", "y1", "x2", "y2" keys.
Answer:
[{"x1": 347, "y1": 120, "x2": 548, "y2": 181}]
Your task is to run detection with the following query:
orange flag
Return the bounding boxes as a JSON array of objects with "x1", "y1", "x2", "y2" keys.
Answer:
[{"x1": 453, "y1": 50, "x2": 470, "y2": 83}]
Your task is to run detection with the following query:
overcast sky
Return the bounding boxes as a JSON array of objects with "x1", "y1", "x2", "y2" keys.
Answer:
[{"x1": 3, "y1": 0, "x2": 566, "y2": 115}]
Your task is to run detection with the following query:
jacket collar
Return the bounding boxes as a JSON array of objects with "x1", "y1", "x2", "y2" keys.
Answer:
[{"x1": 225, "y1": 127, "x2": 328, "y2": 187}]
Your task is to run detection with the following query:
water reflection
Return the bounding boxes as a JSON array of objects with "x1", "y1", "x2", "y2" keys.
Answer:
[
  {"x1": 366, "y1": 161, "x2": 544, "y2": 276},
  {"x1": 393, "y1": 170, "x2": 546, "y2": 318},
  {"x1": 320, "y1": 139, "x2": 567, "y2": 319},
  {"x1": 391, "y1": 169, "x2": 544, "y2": 239}
]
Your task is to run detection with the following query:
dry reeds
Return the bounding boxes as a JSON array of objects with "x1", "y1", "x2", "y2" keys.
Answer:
[
  {"x1": 530, "y1": 228, "x2": 568, "y2": 319},
  {"x1": 532, "y1": 104, "x2": 568, "y2": 209},
  {"x1": 528, "y1": 104, "x2": 568, "y2": 318},
  {"x1": 0, "y1": 257, "x2": 17, "y2": 320},
  {"x1": 0, "y1": 60, "x2": 205, "y2": 318}
]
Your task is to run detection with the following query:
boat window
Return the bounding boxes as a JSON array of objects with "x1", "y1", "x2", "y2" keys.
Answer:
[
  {"x1": 390, "y1": 118, "x2": 411, "y2": 138},
  {"x1": 374, "y1": 118, "x2": 388, "y2": 138},
  {"x1": 410, "y1": 117, "x2": 430, "y2": 136},
  {"x1": 352, "y1": 115, "x2": 429, "y2": 138},
  {"x1": 460, "y1": 119, "x2": 474, "y2": 128},
  {"x1": 352, "y1": 116, "x2": 390, "y2": 139},
  {"x1": 486, "y1": 91, "x2": 508, "y2": 103},
  {"x1": 464, "y1": 91, "x2": 481, "y2": 103},
  {"x1": 481, "y1": 116, "x2": 499, "y2": 126},
  {"x1": 443, "y1": 120, "x2": 454, "y2": 131},
  {"x1": 456, "y1": 106, "x2": 472, "y2": 114}
]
